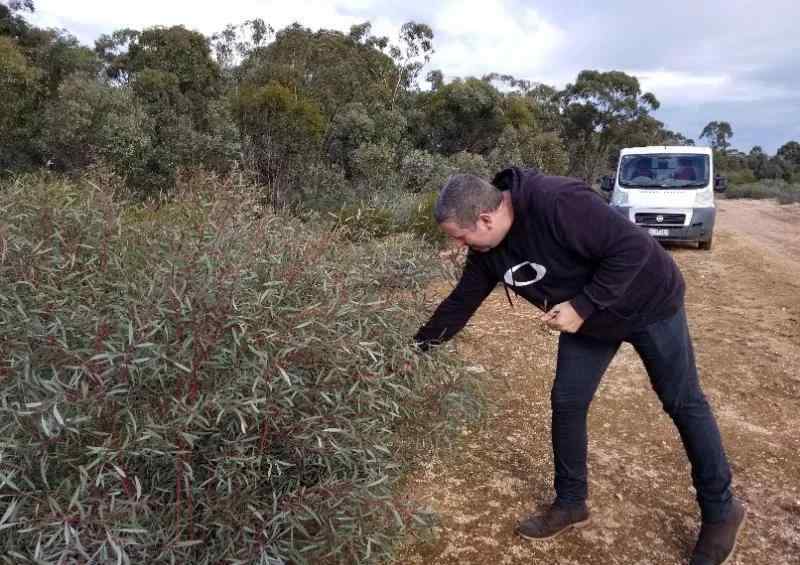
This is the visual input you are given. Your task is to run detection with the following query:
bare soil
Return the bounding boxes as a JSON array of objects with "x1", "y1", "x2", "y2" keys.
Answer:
[{"x1": 397, "y1": 199, "x2": 800, "y2": 564}]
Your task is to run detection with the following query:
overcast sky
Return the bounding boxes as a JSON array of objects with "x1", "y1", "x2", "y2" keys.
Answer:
[{"x1": 27, "y1": 0, "x2": 800, "y2": 154}]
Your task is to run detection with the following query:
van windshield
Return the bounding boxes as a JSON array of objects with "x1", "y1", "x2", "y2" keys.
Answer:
[{"x1": 619, "y1": 154, "x2": 710, "y2": 188}]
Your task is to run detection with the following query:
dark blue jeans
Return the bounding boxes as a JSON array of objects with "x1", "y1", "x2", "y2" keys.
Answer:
[{"x1": 552, "y1": 306, "x2": 733, "y2": 523}]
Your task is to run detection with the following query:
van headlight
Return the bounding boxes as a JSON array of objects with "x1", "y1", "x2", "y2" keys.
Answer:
[
  {"x1": 611, "y1": 189, "x2": 629, "y2": 206},
  {"x1": 695, "y1": 189, "x2": 714, "y2": 207}
]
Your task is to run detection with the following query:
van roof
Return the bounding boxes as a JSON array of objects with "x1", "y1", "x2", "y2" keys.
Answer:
[{"x1": 620, "y1": 146, "x2": 712, "y2": 156}]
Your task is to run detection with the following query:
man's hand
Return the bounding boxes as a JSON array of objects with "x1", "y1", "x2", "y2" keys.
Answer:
[{"x1": 539, "y1": 301, "x2": 585, "y2": 333}]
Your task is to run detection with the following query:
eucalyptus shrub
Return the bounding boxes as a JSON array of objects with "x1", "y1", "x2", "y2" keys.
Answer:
[
  {"x1": 446, "y1": 151, "x2": 490, "y2": 180},
  {"x1": 350, "y1": 142, "x2": 400, "y2": 194},
  {"x1": 0, "y1": 175, "x2": 479, "y2": 564},
  {"x1": 724, "y1": 178, "x2": 800, "y2": 203},
  {"x1": 399, "y1": 150, "x2": 451, "y2": 194}
]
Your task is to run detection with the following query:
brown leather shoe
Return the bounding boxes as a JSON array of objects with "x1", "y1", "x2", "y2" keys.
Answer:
[
  {"x1": 690, "y1": 498, "x2": 747, "y2": 565},
  {"x1": 515, "y1": 502, "x2": 591, "y2": 540}
]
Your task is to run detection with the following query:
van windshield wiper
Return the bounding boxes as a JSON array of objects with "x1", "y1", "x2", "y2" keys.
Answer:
[{"x1": 641, "y1": 181, "x2": 708, "y2": 189}]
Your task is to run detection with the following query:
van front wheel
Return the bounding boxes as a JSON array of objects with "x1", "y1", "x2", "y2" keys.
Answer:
[{"x1": 699, "y1": 235, "x2": 713, "y2": 250}]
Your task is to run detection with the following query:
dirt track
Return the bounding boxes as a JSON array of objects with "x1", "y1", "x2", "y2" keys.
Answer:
[{"x1": 398, "y1": 199, "x2": 800, "y2": 564}]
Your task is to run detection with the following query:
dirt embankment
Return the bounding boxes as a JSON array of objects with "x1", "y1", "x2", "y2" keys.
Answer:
[{"x1": 397, "y1": 199, "x2": 800, "y2": 564}]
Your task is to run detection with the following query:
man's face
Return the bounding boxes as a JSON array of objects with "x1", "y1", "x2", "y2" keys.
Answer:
[{"x1": 440, "y1": 215, "x2": 503, "y2": 253}]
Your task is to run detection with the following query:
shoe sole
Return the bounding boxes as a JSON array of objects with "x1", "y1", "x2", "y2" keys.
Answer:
[
  {"x1": 720, "y1": 506, "x2": 748, "y2": 565},
  {"x1": 516, "y1": 517, "x2": 592, "y2": 541}
]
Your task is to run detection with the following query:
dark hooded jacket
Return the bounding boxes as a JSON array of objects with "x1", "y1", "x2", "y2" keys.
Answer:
[{"x1": 414, "y1": 167, "x2": 685, "y2": 348}]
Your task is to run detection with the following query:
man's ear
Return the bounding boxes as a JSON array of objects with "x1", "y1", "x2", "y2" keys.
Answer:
[{"x1": 478, "y1": 211, "x2": 493, "y2": 229}]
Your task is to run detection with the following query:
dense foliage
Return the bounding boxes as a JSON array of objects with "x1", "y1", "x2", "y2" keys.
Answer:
[
  {"x1": 0, "y1": 173, "x2": 481, "y2": 563},
  {"x1": 6, "y1": 1, "x2": 796, "y2": 199}
]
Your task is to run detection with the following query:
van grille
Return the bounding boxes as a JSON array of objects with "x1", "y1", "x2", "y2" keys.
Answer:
[{"x1": 635, "y1": 213, "x2": 686, "y2": 226}]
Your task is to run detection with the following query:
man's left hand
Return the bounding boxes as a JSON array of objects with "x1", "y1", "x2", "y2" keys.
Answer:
[{"x1": 540, "y1": 301, "x2": 585, "y2": 333}]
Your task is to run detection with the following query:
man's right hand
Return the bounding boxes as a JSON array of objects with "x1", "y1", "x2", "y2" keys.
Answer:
[{"x1": 539, "y1": 301, "x2": 585, "y2": 333}]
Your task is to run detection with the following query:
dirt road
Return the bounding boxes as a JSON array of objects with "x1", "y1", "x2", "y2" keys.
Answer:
[{"x1": 398, "y1": 199, "x2": 800, "y2": 564}]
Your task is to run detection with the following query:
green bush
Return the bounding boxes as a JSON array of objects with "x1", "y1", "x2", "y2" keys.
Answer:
[
  {"x1": 351, "y1": 141, "x2": 400, "y2": 193},
  {"x1": 0, "y1": 36, "x2": 42, "y2": 171},
  {"x1": 488, "y1": 126, "x2": 569, "y2": 175},
  {"x1": 447, "y1": 151, "x2": 490, "y2": 179},
  {"x1": 0, "y1": 175, "x2": 480, "y2": 564},
  {"x1": 400, "y1": 191, "x2": 445, "y2": 245},
  {"x1": 725, "y1": 169, "x2": 757, "y2": 185},
  {"x1": 326, "y1": 189, "x2": 448, "y2": 246},
  {"x1": 399, "y1": 149, "x2": 451, "y2": 193},
  {"x1": 329, "y1": 204, "x2": 398, "y2": 241},
  {"x1": 293, "y1": 161, "x2": 354, "y2": 212},
  {"x1": 777, "y1": 193, "x2": 800, "y2": 204},
  {"x1": 724, "y1": 179, "x2": 800, "y2": 203}
]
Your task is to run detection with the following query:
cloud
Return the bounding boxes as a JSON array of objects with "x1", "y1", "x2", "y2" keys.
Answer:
[
  {"x1": 635, "y1": 70, "x2": 793, "y2": 106},
  {"x1": 429, "y1": 0, "x2": 564, "y2": 80},
  {"x1": 28, "y1": 0, "x2": 367, "y2": 43}
]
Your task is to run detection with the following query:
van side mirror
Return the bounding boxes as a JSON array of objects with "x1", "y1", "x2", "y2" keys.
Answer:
[
  {"x1": 714, "y1": 175, "x2": 728, "y2": 193},
  {"x1": 600, "y1": 175, "x2": 615, "y2": 192}
]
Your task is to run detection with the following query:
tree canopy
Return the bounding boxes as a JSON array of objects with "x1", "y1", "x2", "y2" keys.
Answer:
[{"x1": 0, "y1": 8, "x2": 786, "y2": 193}]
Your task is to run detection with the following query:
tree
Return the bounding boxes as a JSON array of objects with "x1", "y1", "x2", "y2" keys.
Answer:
[
  {"x1": 502, "y1": 94, "x2": 537, "y2": 130},
  {"x1": 326, "y1": 102, "x2": 407, "y2": 176},
  {"x1": 325, "y1": 102, "x2": 377, "y2": 176},
  {"x1": 1, "y1": 1, "x2": 32, "y2": 38},
  {"x1": 238, "y1": 23, "x2": 398, "y2": 122},
  {"x1": 94, "y1": 25, "x2": 237, "y2": 192},
  {"x1": 487, "y1": 126, "x2": 568, "y2": 175},
  {"x1": 777, "y1": 141, "x2": 800, "y2": 168},
  {"x1": 1, "y1": 5, "x2": 99, "y2": 170},
  {"x1": 560, "y1": 70, "x2": 660, "y2": 180},
  {"x1": 482, "y1": 72, "x2": 532, "y2": 93},
  {"x1": 426, "y1": 69, "x2": 444, "y2": 91},
  {"x1": 210, "y1": 18, "x2": 273, "y2": 73},
  {"x1": 525, "y1": 83, "x2": 562, "y2": 133},
  {"x1": 658, "y1": 129, "x2": 695, "y2": 146},
  {"x1": 0, "y1": 36, "x2": 41, "y2": 169},
  {"x1": 389, "y1": 22, "x2": 434, "y2": 108},
  {"x1": 97, "y1": 26, "x2": 223, "y2": 129},
  {"x1": 236, "y1": 81, "x2": 325, "y2": 185},
  {"x1": 417, "y1": 77, "x2": 505, "y2": 155},
  {"x1": 40, "y1": 75, "x2": 122, "y2": 170},
  {"x1": 8, "y1": 0, "x2": 34, "y2": 11},
  {"x1": 699, "y1": 121, "x2": 733, "y2": 151}
]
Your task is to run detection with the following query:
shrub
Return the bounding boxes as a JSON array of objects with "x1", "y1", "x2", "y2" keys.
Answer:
[
  {"x1": 326, "y1": 103, "x2": 376, "y2": 175},
  {"x1": 725, "y1": 169, "x2": 757, "y2": 185},
  {"x1": 522, "y1": 130, "x2": 569, "y2": 175},
  {"x1": 0, "y1": 174, "x2": 480, "y2": 564},
  {"x1": 350, "y1": 141, "x2": 400, "y2": 193},
  {"x1": 447, "y1": 151, "x2": 490, "y2": 179},
  {"x1": 329, "y1": 204, "x2": 398, "y2": 241},
  {"x1": 488, "y1": 126, "x2": 569, "y2": 175},
  {"x1": 399, "y1": 149, "x2": 451, "y2": 193},
  {"x1": 724, "y1": 179, "x2": 800, "y2": 203},
  {"x1": 294, "y1": 161, "x2": 354, "y2": 212},
  {"x1": 400, "y1": 191, "x2": 445, "y2": 245}
]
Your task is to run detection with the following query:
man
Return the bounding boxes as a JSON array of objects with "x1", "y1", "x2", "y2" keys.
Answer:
[
  {"x1": 632, "y1": 156, "x2": 654, "y2": 179},
  {"x1": 675, "y1": 157, "x2": 698, "y2": 181},
  {"x1": 413, "y1": 168, "x2": 746, "y2": 565}
]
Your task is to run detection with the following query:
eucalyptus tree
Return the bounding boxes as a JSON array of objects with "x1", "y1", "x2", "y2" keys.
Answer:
[
  {"x1": 416, "y1": 77, "x2": 505, "y2": 155},
  {"x1": 699, "y1": 120, "x2": 734, "y2": 152},
  {"x1": 777, "y1": 140, "x2": 800, "y2": 169},
  {"x1": 559, "y1": 70, "x2": 660, "y2": 181},
  {"x1": 94, "y1": 25, "x2": 238, "y2": 192},
  {"x1": 0, "y1": 2, "x2": 98, "y2": 170}
]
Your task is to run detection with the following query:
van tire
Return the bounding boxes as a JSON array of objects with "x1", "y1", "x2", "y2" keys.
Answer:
[{"x1": 699, "y1": 235, "x2": 713, "y2": 250}]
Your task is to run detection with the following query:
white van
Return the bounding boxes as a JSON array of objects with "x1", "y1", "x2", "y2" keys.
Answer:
[{"x1": 601, "y1": 146, "x2": 727, "y2": 250}]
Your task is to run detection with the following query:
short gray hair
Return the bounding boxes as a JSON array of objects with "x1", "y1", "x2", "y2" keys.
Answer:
[{"x1": 434, "y1": 174, "x2": 502, "y2": 228}]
